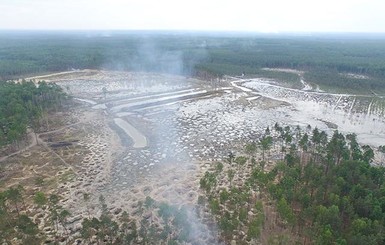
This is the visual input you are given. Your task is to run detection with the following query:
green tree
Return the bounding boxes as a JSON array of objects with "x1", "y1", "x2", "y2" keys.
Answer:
[
  {"x1": 17, "y1": 215, "x2": 39, "y2": 243},
  {"x1": 228, "y1": 169, "x2": 235, "y2": 187},
  {"x1": 33, "y1": 191, "x2": 47, "y2": 207},
  {"x1": 259, "y1": 135, "x2": 273, "y2": 162},
  {"x1": 215, "y1": 162, "x2": 224, "y2": 173},
  {"x1": 277, "y1": 197, "x2": 295, "y2": 225},
  {"x1": 245, "y1": 142, "x2": 257, "y2": 159},
  {"x1": 228, "y1": 151, "x2": 235, "y2": 165},
  {"x1": 144, "y1": 196, "x2": 155, "y2": 209},
  {"x1": 6, "y1": 187, "x2": 22, "y2": 216},
  {"x1": 362, "y1": 145, "x2": 374, "y2": 163},
  {"x1": 327, "y1": 131, "x2": 348, "y2": 166},
  {"x1": 234, "y1": 156, "x2": 247, "y2": 171},
  {"x1": 346, "y1": 133, "x2": 362, "y2": 160}
]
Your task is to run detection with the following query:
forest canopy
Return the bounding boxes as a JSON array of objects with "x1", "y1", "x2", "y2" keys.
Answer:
[
  {"x1": 1, "y1": 31, "x2": 385, "y2": 93},
  {"x1": 0, "y1": 80, "x2": 68, "y2": 146},
  {"x1": 200, "y1": 124, "x2": 385, "y2": 244}
]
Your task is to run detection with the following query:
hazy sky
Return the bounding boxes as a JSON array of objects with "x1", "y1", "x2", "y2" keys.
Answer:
[{"x1": 1, "y1": 0, "x2": 385, "y2": 32}]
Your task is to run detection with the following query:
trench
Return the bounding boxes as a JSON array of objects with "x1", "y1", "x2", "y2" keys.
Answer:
[{"x1": 113, "y1": 118, "x2": 147, "y2": 148}]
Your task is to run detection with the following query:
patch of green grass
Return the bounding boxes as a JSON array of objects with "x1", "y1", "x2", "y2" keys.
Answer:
[{"x1": 59, "y1": 170, "x2": 76, "y2": 183}]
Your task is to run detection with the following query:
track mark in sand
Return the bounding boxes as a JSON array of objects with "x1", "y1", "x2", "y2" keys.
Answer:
[
  {"x1": 110, "y1": 88, "x2": 198, "y2": 107},
  {"x1": 367, "y1": 99, "x2": 374, "y2": 116},
  {"x1": 230, "y1": 80, "x2": 253, "y2": 92},
  {"x1": 110, "y1": 90, "x2": 208, "y2": 113},
  {"x1": 113, "y1": 118, "x2": 147, "y2": 148},
  {"x1": 75, "y1": 98, "x2": 97, "y2": 105},
  {"x1": 0, "y1": 131, "x2": 36, "y2": 162},
  {"x1": 40, "y1": 138, "x2": 77, "y2": 175},
  {"x1": 0, "y1": 121, "x2": 79, "y2": 162},
  {"x1": 133, "y1": 95, "x2": 214, "y2": 112},
  {"x1": 333, "y1": 95, "x2": 343, "y2": 111},
  {"x1": 349, "y1": 98, "x2": 356, "y2": 115},
  {"x1": 246, "y1": 96, "x2": 261, "y2": 101},
  {"x1": 300, "y1": 78, "x2": 312, "y2": 91}
]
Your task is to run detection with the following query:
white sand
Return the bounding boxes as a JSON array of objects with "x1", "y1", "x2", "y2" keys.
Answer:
[{"x1": 113, "y1": 118, "x2": 148, "y2": 148}]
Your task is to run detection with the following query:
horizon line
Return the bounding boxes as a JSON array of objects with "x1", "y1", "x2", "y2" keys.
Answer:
[{"x1": 1, "y1": 29, "x2": 385, "y2": 34}]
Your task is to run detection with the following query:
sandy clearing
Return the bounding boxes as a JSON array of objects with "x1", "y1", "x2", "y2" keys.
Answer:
[
  {"x1": 25, "y1": 69, "x2": 96, "y2": 81},
  {"x1": 6, "y1": 69, "x2": 384, "y2": 243},
  {"x1": 110, "y1": 90, "x2": 208, "y2": 113},
  {"x1": 243, "y1": 78, "x2": 352, "y2": 97},
  {"x1": 109, "y1": 88, "x2": 199, "y2": 106}
]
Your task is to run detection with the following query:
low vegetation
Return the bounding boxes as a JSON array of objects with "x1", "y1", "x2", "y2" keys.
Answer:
[{"x1": 0, "y1": 186, "x2": 201, "y2": 244}]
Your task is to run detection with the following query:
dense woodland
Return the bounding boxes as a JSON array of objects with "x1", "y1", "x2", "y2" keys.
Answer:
[
  {"x1": 0, "y1": 80, "x2": 68, "y2": 146},
  {"x1": 200, "y1": 124, "x2": 385, "y2": 244},
  {"x1": 1, "y1": 31, "x2": 385, "y2": 93}
]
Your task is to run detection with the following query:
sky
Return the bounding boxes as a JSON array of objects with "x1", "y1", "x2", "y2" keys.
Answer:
[{"x1": 1, "y1": 0, "x2": 385, "y2": 33}]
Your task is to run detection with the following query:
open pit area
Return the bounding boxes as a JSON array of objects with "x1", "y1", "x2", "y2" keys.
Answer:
[{"x1": 2, "y1": 69, "x2": 385, "y2": 244}]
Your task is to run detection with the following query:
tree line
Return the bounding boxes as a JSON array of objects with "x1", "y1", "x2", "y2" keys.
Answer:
[
  {"x1": 264, "y1": 125, "x2": 385, "y2": 244},
  {"x1": 2, "y1": 32, "x2": 385, "y2": 93},
  {"x1": 199, "y1": 123, "x2": 385, "y2": 244},
  {"x1": 0, "y1": 80, "x2": 68, "y2": 147}
]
